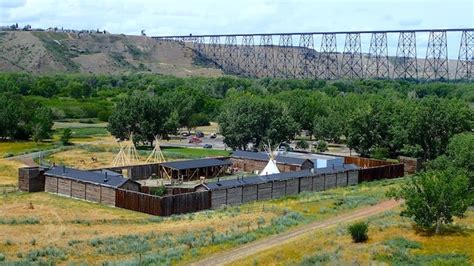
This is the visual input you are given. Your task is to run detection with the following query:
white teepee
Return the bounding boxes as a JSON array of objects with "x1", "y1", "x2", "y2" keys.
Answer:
[{"x1": 259, "y1": 143, "x2": 280, "y2": 176}]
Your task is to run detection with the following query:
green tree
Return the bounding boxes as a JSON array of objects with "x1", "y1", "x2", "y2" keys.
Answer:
[
  {"x1": 188, "y1": 113, "x2": 210, "y2": 130},
  {"x1": 347, "y1": 106, "x2": 383, "y2": 157},
  {"x1": 165, "y1": 88, "x2": 205, "y2": 132},
  {"x1": 108, "y1": 91, "x2": 178, "y2": 146},
  {"x1": 0, "y1": 95, "x2": 20, "y2": 139},
  {"x1": 388, "y1": 170, "x2": 470, "y2": 234},
  {"x1": 218, "y1": 96, "x2": 262, "y2": 150},
  {"x1": 428, "y1": 133, "x2": 474, "y2": 187},
  {"x1": 60, "y1": 128, "x2": 72, "y2": 145},
  {"x1": 30, "y1": 107, "x2": 54, "y2": 143},
  {"x1": 406, "y1": 97, "x2": 471, "y2": 160},
  {"x1": 442, "y1": 133, "x2": 473, "y2": 176},
  {"x1": 276, "y1": 90, "x2": 324, "y2": 140},
  {"x1": 313, "y1": 112, "x2": 344, "y2": 143},
  {"x1": 218, "y1": 95, "x2": 298, "y2": 150}
]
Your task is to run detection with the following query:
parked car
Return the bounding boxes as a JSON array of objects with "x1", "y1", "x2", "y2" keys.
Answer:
[
  {"x1": 279, "y1": 143, "x2": 293, "y2": 152},
  {"x1": 188, "y1": 136, "x2": 202, "y2": 143},
  {"x1": 203, "y1": 144, "x2": 213, "y2": 149},
  {"x1": 181, "y1": 132, "x2": 190, "y2": 137},
  {"x1": 196, "y1": 131, "x2": 205, "y2": 138},
  {"x1": 209, "y1": 133, "x2": 217, "y2": 139}
]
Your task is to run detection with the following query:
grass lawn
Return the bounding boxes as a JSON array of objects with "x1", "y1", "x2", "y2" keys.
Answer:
[
  {"x1": 160, "y1": 146, "x2": 230, "y2": 159},
  {"x1": 43, "y1": 145, "x2": 230, "y2": 169},
  {"x1": 0, "y1": 177, "x2": 403, "y2": 265},
  {"x1": 53, "y1": 121, "x2": 108, "y2": 129},
  {"x1": 65, "y1": 127, "x2": 110, "y2": 139},
  {"x1": 0, "y1": 141, "x2": 56, "y2": 158}
]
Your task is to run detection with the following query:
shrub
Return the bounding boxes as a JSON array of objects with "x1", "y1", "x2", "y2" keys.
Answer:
[
  {"x1": 257, "y1": 216, "x2": 265, "y2": 228},
  {"x1": 60, "y1": 128, "x2": 72, "y2": 145},
  {"x1": 150, "y1": 185, "x2": 167, "y2": 197},
  {"x1": 299, "y1": 252, "x2": 331, "y2": 265},
  {"x1": 371, "y1": 146, "x2": 389, "y2": 159},
  {"x1": 68, "y1": 239, "x2": 82, "y2": 246},
  {"x1": 90, "y1": 234, "x2": 151, "y2": 255},
  {"x1": 348, "y1": 222, "x2": 368, "y2": 243},
  {"x1": 316, "y1": 140, "x2": 328, "y2": 152},
  {"x1": 384, "y1": 237, "x2": 421, "y2": 250},
  {"x1": 25, "y1": 247, "x2": 66, "y2": 262},
  {"x1": 0, "y1": 253, "x2": 4, "y2": 261},
  {"x1": 97, "y1": 110, "x2": 111, "y2": 122},
  {"x1": 299, "y1": 248, "x2": 341, "y2": 266},
  {"x1": 296, "y1": 140, "x2": 309, "y2": 150},
  {"x1": 148, "y1": 216, "x2": 164, "y2": 223}
]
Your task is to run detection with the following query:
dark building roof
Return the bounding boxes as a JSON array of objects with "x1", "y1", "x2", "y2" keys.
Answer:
[
  {"x1": 159, "y1": 158, "x2": 232, "y2": 171},
  {"x1": 204, "y1": 175, "x2": 267, "y2": 190},
  {"x1": 204, "y1": 164, "x2": 359, "y2": 190},
  {"x1": 259, "y1": 169, "x2": 312, "y2": 182},
  {"x1": 92, "y1": 169, "x2": 123, "y2": 176},
  {"x1": 46, "y1": 166, "x2": 132, "y2": 188},
  {"x1": 232, "y1": 150, "x2": 313, "y2": 166}
]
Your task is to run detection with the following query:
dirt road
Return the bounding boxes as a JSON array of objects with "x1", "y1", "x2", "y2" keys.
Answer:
[{"x1": 191, "y1": 200, "x2": 400, "y2": 266}]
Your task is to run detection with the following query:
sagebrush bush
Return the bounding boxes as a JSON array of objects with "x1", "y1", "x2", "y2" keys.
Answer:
[
  {"x1": 348, "y1": 222, "x2": 368, "y2": 243},
  {"x1": 384, "y1": 237, "x2": 421, "y2": 250}
]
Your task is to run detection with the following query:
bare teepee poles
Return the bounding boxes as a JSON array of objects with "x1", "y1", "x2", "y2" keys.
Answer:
[
  {"x1": 146, "y1": 136, "x2": 166, "y2": 163},
  {"x1": 112, "y1": 133, "x2": 140, "y2": 167},
  {"x1": 112, "y1": 141, "x2": 129, "y2": 167},
  {"x1": 126, "y1": 133, "x2": 140, "y2": 164}
]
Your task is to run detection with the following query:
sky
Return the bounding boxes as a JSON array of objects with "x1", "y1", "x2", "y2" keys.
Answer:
[{"x1": 0, "y1": 0, "x2": 473, "y2": 58}]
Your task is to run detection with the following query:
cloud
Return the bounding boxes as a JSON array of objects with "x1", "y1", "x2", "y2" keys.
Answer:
[
  {"x1": 0, "y1": 0, "x2": 26, "y2": 8},
  {"x1": 398, "y1": 19, "x2": 423, "y2": 27}
]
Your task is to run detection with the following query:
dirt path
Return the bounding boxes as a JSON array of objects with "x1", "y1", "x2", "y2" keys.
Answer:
[{"x1": 191, "y1": 200, "x2": 400, "y2": 266}]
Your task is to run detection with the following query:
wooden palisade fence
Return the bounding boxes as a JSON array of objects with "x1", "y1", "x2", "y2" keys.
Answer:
[{"x1": 115, "y1": 189, "x2": 211, "y2": 216}]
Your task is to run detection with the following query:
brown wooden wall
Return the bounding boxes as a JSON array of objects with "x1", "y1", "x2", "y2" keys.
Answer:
[
  {"x1": 343, "y1": 156, "x2": 394, "y2": 167},
  {"x1": 358, "y1": 164, "x2": 405, "y2": 182},
  {"x1": 18, "y1": 167, "x2": 45, "y2": 192},
  {"x1": 210, "y1": 170, "x2": 359, "y2": 209},
  {"x1": 115, "y1": 189, "x2": 211, "y2": 216},
  {"x1": 44, "y1": 175, "x2": 116, "y2": 205},
  {"x1": 324, "y1": 154, "x2": 405, "y2": 181},
  {"x1": 398, "y1": 156, "x2": 423, "y2": 174}
]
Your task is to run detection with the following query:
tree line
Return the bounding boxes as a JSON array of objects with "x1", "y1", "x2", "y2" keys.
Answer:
[
  {"x1": 218, "y1": 90, "x2": 472, "y2": 160},
  {"x1": 0, "y1": 94, "x2": 53, "y2": 142},
  {"x1": 1, "y1": 73, "x2": 472, "y2": 161},
  {"x1": 0, "y1": 73, "x2": 472, "y2": 122}
]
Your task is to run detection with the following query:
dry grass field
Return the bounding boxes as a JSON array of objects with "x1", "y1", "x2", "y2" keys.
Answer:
[
  {"x1": 1, "y1": 122, "x2": 471, "y2": 264},
  {"x1": 232, "y1": 208, "x2": 474, "y2": 265},
  {"x1": 0, "y1": 159, "x2": 26, "y2": 187},
  {"x1": 0, "y1": 178, "x2": 399, "y2": 264}
]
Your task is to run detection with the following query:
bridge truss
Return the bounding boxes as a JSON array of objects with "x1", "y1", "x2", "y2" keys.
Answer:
[{"x1": 154, "y1": 28, "x2": 474, "y2": 81}]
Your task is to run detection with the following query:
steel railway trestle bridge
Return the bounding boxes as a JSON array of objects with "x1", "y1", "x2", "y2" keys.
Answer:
[{"x1": 153, "y1": 28, "x2": 474, "y2": 81}]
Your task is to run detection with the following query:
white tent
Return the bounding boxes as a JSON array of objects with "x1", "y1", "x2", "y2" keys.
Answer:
[
  {"x1": 259, "y1": 143, "x2": 280, "y2": 176},
  {"x1": 260, "y1": 158, "x2": 280, "y2": 176}
]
